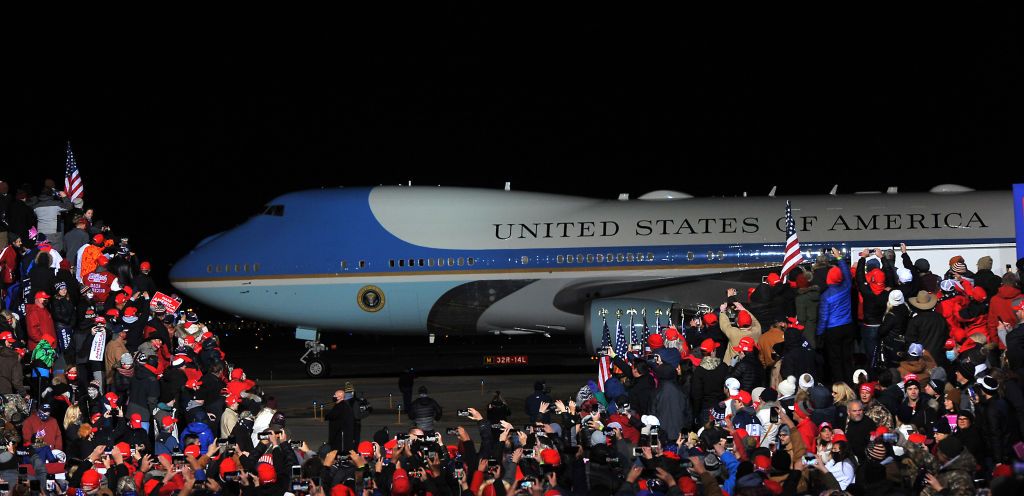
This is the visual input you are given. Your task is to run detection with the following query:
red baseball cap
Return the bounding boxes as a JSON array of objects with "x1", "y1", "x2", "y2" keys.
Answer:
[
  {"x1": 732, "y1": 336, "x2": 756, "y2": 353},
  {"x1": 357, "y1": 441, "x2": 374, "y2": 458},
  {"x1": 736, "y1": 311, "x2": 753, "y2": 328},
  {"x1": 701, "y1": 312, "x2": 718, "y2": 327},
  {"x1": 700, "y1": 338, "x2": 720, "y2": 354},
  {"x1": 140, "y1": 261, "x2": 151, "y2": 271},
  {"x1": 256, "y1": 463, "x2": 277, "y2": 484},
  {"x1": 391, "y1": 469, "x2": 412, "y2": 495},
  {"x1": 730, "y1": 390, "x2": 752, "y2": 405},
  {"x1": 945, "y1": 339, "x2": 957, "y2": 350},
  {"x1": 647, "y1": 334, "x2": 664, "y2": 349},
  {"x1": 97, "y1": 255, "x2": 108, "y2": 266},
  {"x1": 80, "y1": 469, "x2": 102, "y2": 490},
  {"x1": 184, "y1": 444, "x2": 201, "y2": 458},
  {"x1": 114, "y1": 293, "x2": 128, "y2": 306},
  {"x1": 34, "y1": 291, "x2": 50, "y2": 300},
  {"x1": 129, "y1": 413, "x2": 142, "y2": 429},
  {"x1": 161, "y1": 416, "x2": 178, "y2": 428},
  {"x1": 664, "y1": 327, "x2": 681, "y2": 341},
  {"x1": 908, "y1": 433, "x2": 928, "y2": 444},
  {"x1": 541, "y1": 448, "x2": 561, "y2": 466},
  {"x1": 786, "y1": 317, "x2": 805, "y2": 330}
]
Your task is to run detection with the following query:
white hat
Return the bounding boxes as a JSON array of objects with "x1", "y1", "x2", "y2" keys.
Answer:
[
  {"x1": 888, "y1": 290, "x2": 905, "y2": 306},
  {"x1": 641, "y1": 415, "x2": 661, "y2": 427},
  {"x1": 799, "y1": 373, "x2": 815, "y2": 390},
  {"x1": 896, "y1": 268, "x2": 913, "y2": 283},
  {"x1": 778, "y1": 377, "x2": 797, "y2": 398},
  {"x1": 853, "y1": 369, "x2": 868, "y2": 385},
  {"x1": 751, "y1": 387, "x2": 766, "y2": 403},
  {"x1": 724, "y1": 378, "x2": 741, "y2": 396}
]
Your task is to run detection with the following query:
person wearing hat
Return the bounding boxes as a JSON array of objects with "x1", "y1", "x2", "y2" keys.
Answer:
[
  {"x1": 897, "y1": 342, "x2": 937, "y2": 386},
  {"x1": 63, "y1": 216, "x2": 90, "y2": 269},
  {"x1": 859, "y1": 382, "x2": 895, "y2": 430},
  {"x1": 84, "y1": 253, "x2": 118, "y2": 305},
  {"x1": 944, "y1": 255, "x2": 976, "y2": 282},
  {"x1": 103, "y1": 320, "x2": 130, "y2": 387},
  {"x1": 0, "y1": 329, "x2": 23, "y2": 395},
  {"x1": 819, "y1": 247, "x2": 856, "y2": 388},
  {"x1": 902, "y1": 433, "x2": 978, "y2": 495},
  {"x1": 729, "y1": 336, "x2": 765, "y2": 393},
  {"x1": 972, "y1": 375, "x2": 1013, "y2": 464},
  {"x1": 856, "y1": 249, "x2": 891, "y2": 370},
  {"x1": 21, "y1": 403, "x2": 61, "y2": 450},
  {"x1": 691, "y1": 338, "x2": 729, "y2": 425},
  {"x1": 719, "y1": 297, "x2": 762, "y2": 366},
  {"x1": 897, "y1": 378, "x2": 937, "y2": 433},
  {"x1": 906, "y1": 289, "x2": 952, "y2": 367},
  {"x1": 686, "y1": 311, "x2": 729, "y2": 360},
  {"x1": 131, "y1": 260, "x2": 157, "y2": 298},
  {"x1": 25, "y1": 290, "x2": 58, "y2": 352}
]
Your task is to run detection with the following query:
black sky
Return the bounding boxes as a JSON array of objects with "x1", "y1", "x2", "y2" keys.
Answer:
[{"x1": 3, "y1": 6, "x2": 1022, "y2": 278}]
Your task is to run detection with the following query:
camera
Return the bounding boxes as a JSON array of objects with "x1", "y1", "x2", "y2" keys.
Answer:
[
  {"x1": 457, "y1": 409, "x2": 471, "y2": 417},
  {"x1": 645, "y1": 478, "x2": 666, "y2": 492},
  {"x1": 597, "y1": 347, "x2": 609, "y2": 356},
  {"x1": 446, "y1": 427, "x2": 459, "y2": 436}
]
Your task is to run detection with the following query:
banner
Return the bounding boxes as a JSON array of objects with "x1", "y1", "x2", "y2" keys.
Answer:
[{"x1": 151, "y1": 292, "x2": 182, "y2": 314}]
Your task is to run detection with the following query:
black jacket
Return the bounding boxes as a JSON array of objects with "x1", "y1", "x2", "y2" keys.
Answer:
[
  {"x1": 905, "y1": 310, "x2": 950, "y2": 367},
  {"x1": 0, "y1": 347, "x2": 23, "y2": 395},
  {"x1": 408, "y1": 395, "x2": 443, "y2": 431},
  {"x1": 5, "y1": 199, "x2": 36, "y2": 242},
  {"x1": 779, "y1": 330, "x2": 817, "y2": 381},
  {"x1": 976, "y1": 395, "x2": 1017, "y2": 464},
  {"x1": 131, "y1": 272, "x2": 158, "y2": 298},
  {"x1": 51, "y1": 296, "x2": 77, "y2": 329},
  {"x1": 1005, "y1": 324, "x2": 1024, "y2": 375},
  {"x1": 690, "y1": 356, "x2": 728, "y2": 420},
  {"x1": 974, "y1": 269, "x2": 1002, "y2": 303},
  {"x1": 627, "y1": 373, "x2": 656, "y2": 416},
  {"x1": 325, "y1": 400, "x2": 355, "y2": 452},
  {"x1": 729, "y1": 352, "x2": 764, "y2": 393},
  {"x1": 844, "y1": 416, "x2": 877, "y2": 460},
  {"x1": 54, "y1": 269, "x2": 81, "y2": 307}
]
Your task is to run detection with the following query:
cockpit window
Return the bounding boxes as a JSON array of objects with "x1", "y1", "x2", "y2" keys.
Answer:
[{"x1": 261, "y1": 205, "x2": 285, "y2": 216}]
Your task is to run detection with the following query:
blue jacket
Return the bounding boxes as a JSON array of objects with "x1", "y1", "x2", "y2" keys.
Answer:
[
  {"x1": 181, "y1": 421, "x2": 216, "y2": 453},
  {"x1": 819, "y1": 259, "x2": 853, "y2": 333},
  {"x1": 155, "y1": 432, "x2": 179, "y2": 456},
  {"x1": 721, "y1": 451, "x2": 740, "y2": 496}
]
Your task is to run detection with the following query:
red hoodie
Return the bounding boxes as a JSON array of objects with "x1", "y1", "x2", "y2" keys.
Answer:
[{"x1": 988, "y1": 284, "x2": 1021, "y2": 348}]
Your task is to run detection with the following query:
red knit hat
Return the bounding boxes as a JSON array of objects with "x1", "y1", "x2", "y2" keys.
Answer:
[
  {"x1": 332, "y1": 485, "x2": 356, "y2": 496},
  {"x1": 678, "y1": 476, "x2": 698, "y2": 496}
]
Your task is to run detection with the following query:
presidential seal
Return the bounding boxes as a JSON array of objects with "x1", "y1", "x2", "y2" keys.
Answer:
[{"x1": 357, "y1": 285, "x2": 385, "y2": 312}]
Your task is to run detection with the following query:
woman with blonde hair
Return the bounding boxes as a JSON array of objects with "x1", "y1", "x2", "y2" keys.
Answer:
[{"x1": 831, "y1": 382, "x2": 856, "y2": 406}]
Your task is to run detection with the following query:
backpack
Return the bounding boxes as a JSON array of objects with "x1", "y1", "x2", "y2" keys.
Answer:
[{"x1": 353, "y1": 395, "x2": 373, "y2": 420}]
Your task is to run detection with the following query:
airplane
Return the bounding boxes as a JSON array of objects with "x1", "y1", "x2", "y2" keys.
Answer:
[{"x1": 170, "y1": 183, "x2": 1021, "y2": 377}]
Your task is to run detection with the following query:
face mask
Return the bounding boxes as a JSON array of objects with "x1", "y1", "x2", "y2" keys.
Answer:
[
  {"x1": 122, "y1": 316, "x2": 139, "y2": 324},
  {"x1": 946, "y1": 351, "x2": 957, "y2": 361},
  {"x1": 67, "y1": 372, "x2": 78, "y2": 381},
  {"x1": 88, "y1": 388, "x2": 99, "y2": 399},
  {"x1": 38, "y1": 413, "x2": 49, "y2": 422},
  {"x1": 832, "y1": 451, "x2": 845, "y2": 462}
]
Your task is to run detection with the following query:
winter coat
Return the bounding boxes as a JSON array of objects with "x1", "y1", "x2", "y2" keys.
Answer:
[
  {"x1": 28, "y1": 260, "x2": 55, "y2": 302},
  {"x1": 865, "y1": 399, "x2": 894, "y2": 430},
  {"x1": 905, "y1": 310, "x2": 950, "y2": 367},
  {"x1": 131, "y1": 272, "x2": 158, "y2": 298},
  {"x1": 819, "y1": 259, "x2": 853, "y2": 331},
  {"x1": 795, "y1": 286, "x2": 820, "y2": 337},
  {"x1": 988, "y1": 285, "x2": 1022, "y2": 339},
  {"x1": 957, "y1": 299, "x2": 991, "y2": 346},
  {"x1": 0, "y1": 244, "x2": 17, "y2": 285},
  {"x1": 651, "y1": 376, "x2": 691, "y2": 440},
  {"x1": 897, "y1": 351, "x2": 937, "y2": 385},
  {"x1": 720, "y1": 310, "x2": 761, "y2": 364},
  {"x1": 627, "y1": 373, "x2": 656, "y2": 416},
  {"x1": 50, "y1": 296, "x2": 76, "y2": 329},
  {"x1": 974, "y1": 269, "x2": 1001, "y2": 304},
  {"x1": 325, "y1": 400, "x2": 355, "y2": 452},
  {"x1": 856, "y1": 260, "x2": 889, "y2": 325},
  {"x1": 25, "y1": 303, "x2": 57, "y2": 351},
  {"x1": 0, "y1": 347, "x2": 24, "y2": 394},
  {"x1": 5, "y1": 199, "x2": 36, "y2": 242},
  {"x1": 690, "y1": 356, "x2": 729, "y2": 421},
  {"x1": 902, "y1": 438, "x2": 976, "y2": 496},
  {"x1": 407, "y1": 395, "x2": 442, "y2": 432},
  {"x1": 63, "y1": 228, "x2": 89, "y2": 263},
  {"x1": 976, "y1": 396, "x2": 1017, "y2": 464},
  {"x1": 757, "y1": 325, "x2": 785, "y2": 368},
  {"x1": 181, "y1": 421, "x2": 216, "y2": 453},
  {"x1": 1007, "y1": 324, "x2": 1024, "y2": 374},
  {"x1": 28, "y1": 194, "x2": 72, "y2": 234},
  {"x1": 779, "y1": 330, "x2": 816, "y2": 381},
  {"x1": 729, "y1": 352, "x2": 764, "y2": 393}
]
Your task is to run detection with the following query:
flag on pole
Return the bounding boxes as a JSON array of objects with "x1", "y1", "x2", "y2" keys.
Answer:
[
  {"x1": 614, "y1": 317, "x2": 628, "y2": 358},
  {"x1": 781, "y1": 200, "x2": 804, "y2": 282},
  {"x1": 641, "y1": 310, "x2": 650, "y2": 345},
  {"x1": 627, "y1": 310, "x2": 638, "y2": 351},
  {"x1": 654, "y1": 311, "x2": 662, "y2": 337},
  {"x1": 597, "y1": 316, "x2": 612, "y2": 391},
  {"x1": 64, "y1": 142, "x2": 84, "y2": 201}
]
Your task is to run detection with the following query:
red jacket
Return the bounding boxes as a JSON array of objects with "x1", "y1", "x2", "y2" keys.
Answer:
[
  {"x1": 988, "y1": 285, "x2": 1022, "y2": 335},
  {"x1": 0, "y1": 245, "x2": 16, "y2": 285},
  {"x1": 25, "y1": 304, "x2": 56, "y2": 352}
]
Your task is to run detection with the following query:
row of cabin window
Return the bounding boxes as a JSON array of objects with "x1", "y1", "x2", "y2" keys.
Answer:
[
  {"x1": 388, "y1": 257, "x2": 476, "y2": 268},
  {"x1": 520, "y1": 251, "x2": 726, "y2": 265},
  {"x1": 208, "y1": 263, "x2": 261, "y2": 273}
]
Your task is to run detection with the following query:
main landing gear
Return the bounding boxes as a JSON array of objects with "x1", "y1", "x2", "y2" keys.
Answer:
[{"x1": 297, "y1": 327, "x2": 330, "y2": 378}]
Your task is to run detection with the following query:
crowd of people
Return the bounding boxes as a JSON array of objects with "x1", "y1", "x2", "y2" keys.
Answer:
[{"x1": 4, "y1": 177, "x2": 1024, "y2": 495}]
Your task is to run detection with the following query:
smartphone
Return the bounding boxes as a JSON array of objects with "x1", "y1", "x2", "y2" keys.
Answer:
[
  {"x1": 446, "y1": 427, "x2": 459, "y2": 436},
  {"x1": 0, "y1": 481, "x2": 8, "y2": 491},
  {"x1": 457, "y1": 409, "x2": 471, "y2": 417},
  {"x1": 17, "y1": 466, "x2": 27, "y2": 479},
  {"x1": 522, "y1": 449, "x2": 535, "y2": 457},
  {"x1": 882, "y1": 432, "x2": 899, "y2": 444},
  {"x1": 217, "y1": 438, "x2": 228, "y2": 446},
  {"x1": 770, "y1": 408, "x2": 779, "y2": 424},
  {"x1": 632, "y1": 447, "x2": 644, "y2": 457},
  {"x1": 803, "y1": 454, "x2": 816, "y2": 466},
  {"x1": 223, "y1": 471, "x2": 239, "y2": 481},
  {"x1": 487, "y1": 458, "x2": 500, "y2": 467},
  {"x1": 291, "y1": 465, "x2": 302, "y2": 477},
  {"x1": 258, "y1": 432, "x2": 271, "y2": 441}
]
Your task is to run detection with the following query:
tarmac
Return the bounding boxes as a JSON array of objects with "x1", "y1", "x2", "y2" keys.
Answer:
[{"x1": 252, "y1": 373, "x2": 594, "y2": 449}]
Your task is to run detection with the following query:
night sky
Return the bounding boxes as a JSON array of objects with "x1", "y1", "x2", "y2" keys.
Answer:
[{"x1": 3, "y1": 6, "x2": 1021, "y2": 284}]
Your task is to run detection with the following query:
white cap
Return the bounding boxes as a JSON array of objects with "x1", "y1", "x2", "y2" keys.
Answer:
[
  {"x1": 896, "y1": 268, "x2": 913, "y2": 283},
  {"x1": 751, "y1": 387, "x2": 766, "y2": 403},
  {"x1": 641, "y1": 415, "x2": 661, "y2": 427},
  {"x1": 888, "y1": 290, "x2": 905, "y2": 306},
  {"x1": 799, "y1": 373, "x2": 815, "y2": 390},
  {"x1": 853, "y1": 369, "x2": 868, "y2": 385},
  {"x1": 724, "y1": 378, "x2": 741, "y2": 396},
  {"x1": 907, "y1": 343, "x2": 924, "y2": 358}
]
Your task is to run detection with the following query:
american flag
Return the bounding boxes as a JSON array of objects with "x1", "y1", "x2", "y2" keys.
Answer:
[
  {"x1": 781, "y1": 200, "x2": 804, "y2": 282},
  {"x1": 597, "y1": 317, "x2": 612, "y2": 391},
  {"x1": 614, "y1": 317, "x2": 628, "y2": 357},
  {"x1": 641, "y1": 311, "x2": 650, "y2": 345},
  {"x1": 64, "y1": 141, "x2": 84, "y2": 201},
  {"x1": 628, "y1": 310, "x2": 638, "y2": 350}
]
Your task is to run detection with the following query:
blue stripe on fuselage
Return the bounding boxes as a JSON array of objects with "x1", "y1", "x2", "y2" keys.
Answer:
[{"x1": 170, "y1": 187, "x2": 1015, "y2": 282}]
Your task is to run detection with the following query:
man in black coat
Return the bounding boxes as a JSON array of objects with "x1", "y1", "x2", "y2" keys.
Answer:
[
  {"x1": 729, "y1": 336, "x2": 764, "y2": 393},
  {"x1": 973, "y1": 256, "x2": 1002, "y2": 304},
  {"x1": 325, "y1": 388, "x2": 355, "y2": 452},
  {"x1": 974, "y1": 376, "x2": 1018, "y2": 465},
  {"x1": 690, "y1": 339, "x2": 729, "y2": 425},
  {"x1": 5, "y1": 188, "x2": 36, "y2": 244},
  {"x1": 905, "y1": 291, "x2": 950, "y2": 367},
  {"x1": 843, "y1": 400, "x2": 876, "y2": 460},
  {"x1": 524, "y1": 381, "x2": 553, "y2": 424}
]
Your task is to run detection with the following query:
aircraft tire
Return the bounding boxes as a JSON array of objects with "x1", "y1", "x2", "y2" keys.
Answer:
[{"x1": 305, "y1": 358, "x2": 330, "y2": 378}]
